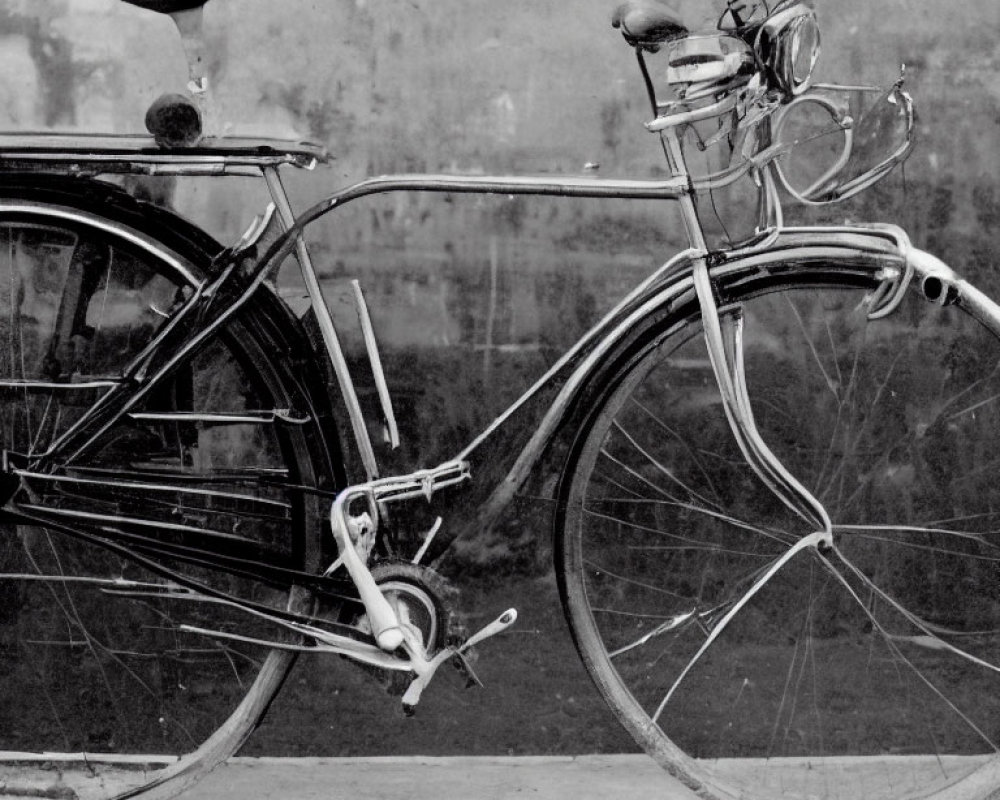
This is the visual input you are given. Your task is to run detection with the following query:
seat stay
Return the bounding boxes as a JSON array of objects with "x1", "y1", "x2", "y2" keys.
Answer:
[{"x1": 1, "y1": 502, "x2": 358, "y2": 606}]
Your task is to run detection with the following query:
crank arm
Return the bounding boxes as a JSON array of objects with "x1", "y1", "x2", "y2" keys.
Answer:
[
  {"x1": 401, "y1": 608, "x2": 517, "y2": 713},
  {"x1": 327, "y1": 460, "x2": 472, "y2": 652},
  {"x1": 179, "y1": 623, "x2": 411, "y2": 672},
  {"x1": 180, "y1": 606, "x2": 518, "y2": 712}
]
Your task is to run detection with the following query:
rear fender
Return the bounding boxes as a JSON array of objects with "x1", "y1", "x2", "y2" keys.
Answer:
[{"x1": 0, "y1": 176, "x2": 346, "y2": 494}]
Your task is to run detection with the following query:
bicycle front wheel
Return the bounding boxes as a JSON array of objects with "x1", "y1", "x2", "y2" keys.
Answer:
[
  {"x1": 557, "y1": 262, "x2": 1000, "y2": 800},
  {"x1": 0, "y1": 191, "x2": 332, "y2": 800}
]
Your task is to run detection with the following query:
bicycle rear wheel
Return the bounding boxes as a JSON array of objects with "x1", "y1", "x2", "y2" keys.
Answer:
[
  {"x1": 0, "y1": 191, "x2": 332, "y2": 799},
  {"x1": 557, "y1": 262, "x2": 1000, "y2": 800}
]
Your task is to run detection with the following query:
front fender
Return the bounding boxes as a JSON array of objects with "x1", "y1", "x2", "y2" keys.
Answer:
[{"x1": 470, "y1": 224, "x2": 921, "y2": 533}]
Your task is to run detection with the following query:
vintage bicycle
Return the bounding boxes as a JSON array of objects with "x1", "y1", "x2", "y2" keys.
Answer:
[{"x1": 0, "y1": 1, "x2": 997, "y2": 799}]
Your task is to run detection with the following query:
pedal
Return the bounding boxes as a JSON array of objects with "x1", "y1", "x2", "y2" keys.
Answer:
[
  {"x1": 450, "y1": 648, "x2": 484, "y2": 690},
  {"x1": 401, "y1": 608, "x2": 517, "y2": 715}
]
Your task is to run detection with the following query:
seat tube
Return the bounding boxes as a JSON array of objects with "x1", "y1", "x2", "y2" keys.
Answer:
[{"x1": 262, "y1": 165, "x2": 381, "y2": 481}]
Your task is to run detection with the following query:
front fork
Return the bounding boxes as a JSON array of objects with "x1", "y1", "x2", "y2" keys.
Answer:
[
  {"x1": 692, "y1": 221, "x2": 941, "y2": 546},
  {"x1": 693, "y1": 255, "x2": 834, "y2": 540},
  {"x1": 669, "y1": 223, "x2": 961, "y2": 673}
]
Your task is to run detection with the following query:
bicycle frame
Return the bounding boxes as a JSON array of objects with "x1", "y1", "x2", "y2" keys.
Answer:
[
  {"x1": 0, "y1": 77, "x2": 971, "y2": 707},
  {"x1": 9, "y1": 6, "x2": 1000, "y2": 799}
]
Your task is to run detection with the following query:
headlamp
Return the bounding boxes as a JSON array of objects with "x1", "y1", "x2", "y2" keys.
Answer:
[{"x1": 756, "y1": 3, "x2": 821, "y2": 96}]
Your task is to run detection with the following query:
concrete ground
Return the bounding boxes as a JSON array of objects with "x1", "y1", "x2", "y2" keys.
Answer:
[
  {"x1": 7, "y1": 754, "x2": 1000, "y2": 799},
  {"x1": 180, "y1": 755, "x2": 694, "y2": 800}
]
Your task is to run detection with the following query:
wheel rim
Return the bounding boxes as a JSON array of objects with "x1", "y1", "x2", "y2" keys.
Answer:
[
  {"x1": 559, "y1": 275, "x2": 1000, "y2": 800},
  {"x1": 0, "y1": 215, "x2": 318, "y2": 799}
]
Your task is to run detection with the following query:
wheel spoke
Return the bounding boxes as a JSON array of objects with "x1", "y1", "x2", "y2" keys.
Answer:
[
  {"x1": 559, "y1": 278, "x2": 1000, "y2": 800},
  {"x1": 0, "y1": 209, "x2": 324, "y2": 800},
  {"x1": 819, "y1": 546, "x2": 1000, "y2": 752},
  {"x1": 653, "y1": 532, "x2": 828, "y2": 723}
]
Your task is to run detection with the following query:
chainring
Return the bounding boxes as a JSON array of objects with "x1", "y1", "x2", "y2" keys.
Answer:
[{"x1": 348, "y1": 562, "x2": 468, "y2": 695}]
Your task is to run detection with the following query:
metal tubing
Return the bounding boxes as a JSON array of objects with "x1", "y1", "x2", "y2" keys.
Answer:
[
  {"x1": 660, "y1": 128, "x2": 708, "y2": 252},
  {"x1": 351, "y1": 279, "x2": 400, "y2": 449},
  {"x1": 467, "y1": 226, "x2": 913, "y2": 537},
  {"x1": 326, "y1": 460, "x2": 470, "y2": 651},
  {"x1": 252, "y1": 173, "x2": 689, "y2": 295},
  {"x1": 262, "y1": 166, "x2": 381, "y2": 481},
  {"x1": 242, "y1": 171, "x2": 694, "y2": 474}
]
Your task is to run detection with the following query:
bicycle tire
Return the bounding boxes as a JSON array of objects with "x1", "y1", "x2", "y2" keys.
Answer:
[
  {"x1": 0, "y1": 180, "x2": 337, "y2": 800},
  {"x1": 556, "y1": 260, "x2": 1000, "y2": 800}
]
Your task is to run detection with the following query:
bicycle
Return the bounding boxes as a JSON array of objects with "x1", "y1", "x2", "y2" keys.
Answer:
[{"x1": 0, "y1": 1, "x2": 997, "y2": 799}]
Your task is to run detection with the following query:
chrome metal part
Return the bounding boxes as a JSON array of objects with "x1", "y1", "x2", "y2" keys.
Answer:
[
  {"x1": 772, "y1": 92, "x2": 855, "y2": 200},
  {"x1": 262, "y1": 166, "x2": 380, "y2": 481},
  {"x1": 128, "y1": 409, "x2": 310, "y2": 425},
  {"x1": 774, "y1": 77, "x2": 915, "y2": 205},
  {"x1": 755, "y1": 1, "x2": 821, "y2": 96},
  {"x1": 172, "y1": 586, "x2": 516, "y2": 715},
  {"x1": 351, "y1": 280, "x2": 400, "y2": 449},
  {"x1": 862, "y1": 224, "x2": 915, "y2": 318},
  {"x1": 693, "y1": 257, "x2": 832, "y2": 538},
  {"x1": 647, "y1": 90, "x2": 741, "y2": 132},
  {"x1": 400, "y1": 608, "x2": 517, "y2": 713},
  {"x1": 251, "y1": 172, "x2": 690, "y2": 300},
  {"x1": 661, "y1": 128, "x2": 707, "y2": 251},
  {"x1": 326, "y1": 461, "x2": 471, "y2": 651},
  {"x1": 0, "y1": 133, "x2": 328, "y2": 177},
  {"x1": 468, "y1": 224, "x2": 912, "y2": 537},
  {"x1": 664, "y1": 34, "x2": 755, "y2": 94},
  {"x1": 352, "y1": 563, "x2": 460, "y2": 666}
]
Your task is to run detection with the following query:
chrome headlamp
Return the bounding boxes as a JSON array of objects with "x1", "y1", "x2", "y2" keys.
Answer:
[{"x1": 756, "y1": 3, "x2": 821, "y2": 96}]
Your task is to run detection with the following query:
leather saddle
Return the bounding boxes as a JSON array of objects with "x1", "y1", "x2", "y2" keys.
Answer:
[
  {"x1": 120, "y1": 0, "x2": 208, "y2": 13},
  {"x1": 612, "y1": 0, "x2": 689, "y2": 50}
]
